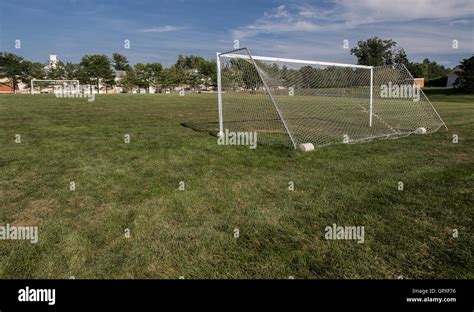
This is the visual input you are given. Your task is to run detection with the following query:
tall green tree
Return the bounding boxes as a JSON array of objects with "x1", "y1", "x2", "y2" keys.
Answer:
[
  {"x1": 393, "y1": 48, "x2": 409, "y2": 65},
  {"x1": 456, "y1": 56, "x2": 474, "y2": 93},
  {"x1": 407, "y1": 58, "x2": 449, "y2": 79},
  {"x1": 176, "y1": 54, "x2": 187, "y2": 69},
  {"x1": 79, "y1": 54, "x2": 114, "y2": 93},
  {"x1": 134, "y1": 63, "x2": 152, "y2": 93},
  {"x1": 168, "y1": 65, "x2": 187, "y2": 88},
  {"x1": 23, "y1": 61, "x2": 45, "y2": 92},
  {"x1": 47, "y1": 61, "x2": 66, "y2": 79},
  {"x1": 64, "y1": 62, "x2": 80, "y2": 80},
  {"x1": 176, "y1": 55, "x2": 206, "y2": 70},
  {"x1": 147, "y1": 62, "x2": 163, "y2": 91},
  {"x1": 134, "y1": 63, "x2": 147, "y2": 92},
  {"x1": 230, "y1": 59, "x2": 261, "y2": 90},
  {"x1": 186, "y1": 69, "x2": 200, "y2": 90},
  {"x1": 121, "y1": 68, "x2": 138, "y2": 92},
  {"x1": 350, "y1": 37, "x2": 398, "y2": 66},
  {"x1": 198, "y1": 60, "x2": 217, "y2": 88},
  {"x1": 111, "y1": 53, "x2": 131, "y2": 71},
  {"x1": 129, "y1": 62, "x2": 163, "y2": 93},
  {"x1": 0, "y1": 52, "x2": 29, "y2": 92},
  {"x1": 160, "y1": 68, "x2": 171, "y2": 89}
]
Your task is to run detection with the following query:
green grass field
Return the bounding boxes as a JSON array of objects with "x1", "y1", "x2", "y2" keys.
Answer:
[{"x1": 0, "y1": 93, "x2": 472, "y2": 279}]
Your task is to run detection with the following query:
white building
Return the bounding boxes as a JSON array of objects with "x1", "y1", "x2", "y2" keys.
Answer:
[{"x1": 48, "y1": 54, "x2": 58, "y2": 69}]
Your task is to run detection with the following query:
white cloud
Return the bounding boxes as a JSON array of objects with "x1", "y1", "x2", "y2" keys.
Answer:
[
  {"x1": 233, "y1": 0, "x2": 474, "y2": 39},
  {"x1": 233, "y1": 5, "x2": 328, "y2": 39},
  {"x1": 337, "y1": 0, "x2": 474, "y2": 24},
  {"x1": 228, "y1": 0, "x2": 473, "y2": 67},
  {"x1": 139, "y1": 25, "x2": 185, "y2": 33},
  {"x1": 263, "y1": 5, "x2": 289, "y2": 18}
]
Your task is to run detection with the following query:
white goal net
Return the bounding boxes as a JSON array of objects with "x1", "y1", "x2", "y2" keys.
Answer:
[
  {"x1": 216, "y1": 48, "x2": 447, "y2": 149},
  {"x1": 31, "y1": 79, "x2": 80, "y2": 95}
]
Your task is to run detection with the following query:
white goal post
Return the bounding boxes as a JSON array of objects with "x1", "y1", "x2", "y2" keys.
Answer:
[
  {"x1": 216, "y1": 48, "x2": 447, "y2": 149},
  {"x1": 31, "y1": 79, "x2": 80, "y2": 95}
]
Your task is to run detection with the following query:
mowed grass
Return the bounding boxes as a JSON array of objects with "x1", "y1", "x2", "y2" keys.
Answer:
[{"x1": 0, "y1": 93, "x2": 472, "y2": 279}]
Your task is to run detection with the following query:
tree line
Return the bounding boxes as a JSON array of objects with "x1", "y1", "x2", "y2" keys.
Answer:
[
  {"x1": 223, "y1": 37, "x2": 472, "y2": 92},
  {"x1": 0, "y1": 52, "x2": 217, "y2": 93},
  {"x1": 350, "y1": 37, "x2": 473, "y2": 92},
  {"x1": 1, "y1": 37, "x2": 472, "y2": 93},
  {"x1": 350, "y1": 37, "x2": 450, "y2": 78}
]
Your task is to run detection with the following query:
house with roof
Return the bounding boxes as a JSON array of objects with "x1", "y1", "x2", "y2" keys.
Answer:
[{"x1": 447, "y1": 66, "x2": 462, "y2": 87}]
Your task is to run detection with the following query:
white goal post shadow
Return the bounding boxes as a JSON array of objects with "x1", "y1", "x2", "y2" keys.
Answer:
[
  {"x1": 216, "y1": 48, "x2": 447, "y2": 150},
  {"x1": 31, "y1": 79, "x2": 80, "y2": 95}
]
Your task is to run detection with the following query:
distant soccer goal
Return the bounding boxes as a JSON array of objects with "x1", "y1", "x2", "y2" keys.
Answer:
[
  {"x1": 216, "y1": 48, "x2": 447, "y2": 149},
  {"x1": 31, "y1": 79, "x2": 80, "y2": 95}
]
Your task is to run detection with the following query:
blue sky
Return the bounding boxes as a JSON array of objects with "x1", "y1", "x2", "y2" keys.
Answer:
[{"x1": 0, "y1": 0, "x2": 472, "y2": 67}]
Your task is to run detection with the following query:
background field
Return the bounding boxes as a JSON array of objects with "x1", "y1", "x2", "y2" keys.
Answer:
[{"x1": 0, "y1": 93, "x2": 472, "y2": 279}]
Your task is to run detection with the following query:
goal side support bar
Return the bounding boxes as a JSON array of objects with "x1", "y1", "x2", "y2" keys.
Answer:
[
  {"x1": 217, "y1": 49, "x2": 297, "y2": 148},
  {"x1": 401, "y1": 64, "x2": 448, "y2": 131},
  {"x1": 216, "y1": 53, "x2": 224, "y2": 137},
  {"x1": 248, "y1": 52, "x2": 298, "y2": 149},
  {"x1": 369, "y1": 67, "x2": 373, "y2": 127}
]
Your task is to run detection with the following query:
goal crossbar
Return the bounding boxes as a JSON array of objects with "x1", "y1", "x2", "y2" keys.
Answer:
[{"x1": 219, "y1": 53, "x2": 373, "y2": 69}]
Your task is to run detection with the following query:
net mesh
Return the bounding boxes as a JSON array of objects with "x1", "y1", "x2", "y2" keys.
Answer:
[
  {"x1": 31, "y1": 80, "x2": 80, "y2": 95},
  {"x1": 218, "y1": 48, "x2": 446, "y2": 149}
]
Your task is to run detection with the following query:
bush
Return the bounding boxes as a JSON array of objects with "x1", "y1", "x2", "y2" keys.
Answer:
[
  {"x1": 425, "y1": 76, "x2": 447, "y2": 87},
  {"x1": 457, "y1": 56, "x2": 474, "y2": 93},
  {"x1": 422, "y1": 87, "x2": 457, "y2": 95}
]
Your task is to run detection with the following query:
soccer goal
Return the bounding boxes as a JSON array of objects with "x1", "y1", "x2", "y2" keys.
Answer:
[
  {"x1": 216, "y1": 48, "x2": 447, "y2": 149},
  {"x1": 31, "y1": 79, "x2": 80, "y2": 95}
]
